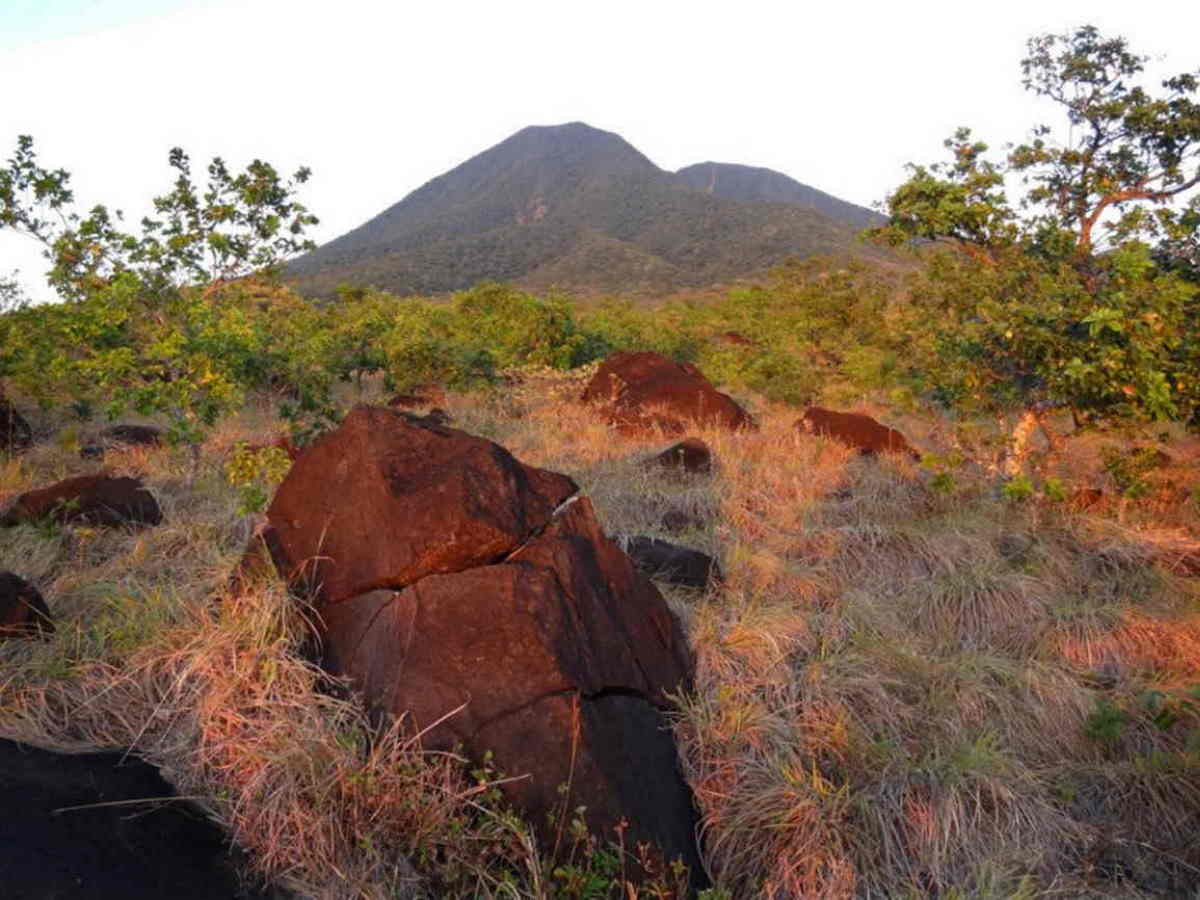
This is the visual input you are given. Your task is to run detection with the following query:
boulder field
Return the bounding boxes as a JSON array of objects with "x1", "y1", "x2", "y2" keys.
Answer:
[{"x1": 256, "y1": 405, "x2": 706, "y2": 886}]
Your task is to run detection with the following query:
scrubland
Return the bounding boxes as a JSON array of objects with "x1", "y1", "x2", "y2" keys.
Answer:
[{"x1": 3, "y1": 369, "x2": 1200, "y2": 900}]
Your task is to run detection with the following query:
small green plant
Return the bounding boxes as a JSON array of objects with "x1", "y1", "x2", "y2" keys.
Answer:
[
  {"x1": 1002, "y1": 473, "x2": 1035, "y2": 502},
  {"x1": 1101, "y1": 444, "x2": 1166, "y2": 498},
  {"x1": 224, "y1": 442, "x2": 291, "y2": 515},
  {"x1": 1042, "y1": 476, "x2": 1067, "y2": 502},
  {"x1": 1084, "y1": 698, "x2": 1128, "y2": 746}
]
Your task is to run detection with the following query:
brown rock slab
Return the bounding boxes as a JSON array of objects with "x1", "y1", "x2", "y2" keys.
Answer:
[
  {"x1": 1, "y1": 474, "x2": 162, "y2": 528},
  {"x1": 643, "y1": 438, "x2": 713, "y2": 475},
  {"x1": 265, "y1": 405, "x2": 577, "y2": 604},
  {"x1": 317, "y1": 497, "x2": 702, "y2": 884},
  {"x1": 797, "y1": 406, "x2": 918, "y2": 458},
  {"x1": 582, "y1": 351, "x2": 753, "y2": 435},
  {"x1": 80, "y1": 424, "x2": 163, "y2": 459},
  {"x1": 0, "y1": 572, "x2": 54, "y2": 639},
  {"x1": 622, "y1": 536, "x2": 722, "y2": 590}
]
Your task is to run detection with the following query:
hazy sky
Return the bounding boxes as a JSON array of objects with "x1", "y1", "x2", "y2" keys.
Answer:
[{"x1": 2, "y1": 0, "x2": 1198, "y2": 299}]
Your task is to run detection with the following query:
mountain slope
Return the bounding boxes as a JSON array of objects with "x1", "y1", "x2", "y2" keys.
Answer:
[
  {"x1": 674, "y1": 161, "x2": 884, "y2": 231},
  {"x1": 288, "y1": 122, "x2": 879, "y2": 297}
]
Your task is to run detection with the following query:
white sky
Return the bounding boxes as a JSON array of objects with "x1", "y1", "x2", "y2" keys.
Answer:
[{"x1": 2, "y1": 0, "x2": 1198, "y2": 300}]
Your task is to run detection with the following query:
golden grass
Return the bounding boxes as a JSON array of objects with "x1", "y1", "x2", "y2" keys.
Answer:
[{"x1": 4, "y1": 375, "x2": 1200, "y2": 897}]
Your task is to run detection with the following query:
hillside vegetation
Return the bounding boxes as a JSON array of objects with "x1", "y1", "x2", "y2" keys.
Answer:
[{"x1": 285, "y1": 123, "x2": 880, "y2": 298}]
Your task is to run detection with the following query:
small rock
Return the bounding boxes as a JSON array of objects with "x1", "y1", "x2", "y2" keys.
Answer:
[
  {"x1": 80, "y1": 424, "x2": 163, "y2": 459},
  {"x1": 622, "y1": 536, "x2": 722, "y2": 589},
  {"x1": 644, "y1": 438, "x2": 713, "y2": 475},
  {"x1": 1, "y1": 474, "x2": 162, "y2": 528},
  {"x1": 997, "y1": 532, "x2": 1035, "y2": 563},
  {"x1": 0, "y1": 572, "x2": 54, "y2": 639}
]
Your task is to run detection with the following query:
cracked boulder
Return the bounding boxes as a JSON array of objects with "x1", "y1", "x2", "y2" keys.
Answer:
[
  {"x1": 261, "y1": 406, "x2": 704, "y2": 885},
  {"x1": 1, "y1": 474, "x2": 162, "y2": 528},
  {"x1": 265, "y1": 405, "x2": 578, "y2": 603},
  {"x1": 582, "y1": 350, "x2": 753, "y2": 435}
]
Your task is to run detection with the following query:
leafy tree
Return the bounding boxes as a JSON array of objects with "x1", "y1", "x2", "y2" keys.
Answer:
[
  {"x1": 872, "y1": 25, "x2": 1200, "y2": 468},
  {"x1": 0, "y1": 137, "x2": 317, "y2": 461}
]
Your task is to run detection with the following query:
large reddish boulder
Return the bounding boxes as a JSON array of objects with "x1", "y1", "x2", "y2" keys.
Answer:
[
  {"x1": 0, "y1": 474, "x2": 162, "y2": 528},
  {"x1": 265, "y1": 405, "x2": 578, "y2": 604},
  {"x1": 260, "y1": 406, "x2": 705, "y2": 885},
  {"x1": 0, "y1": 572, "x2": 54, "y2": 639},
  {"x1": 0, "y1": 397, "x2": 32, "y2": 454},
  {"x1": 796, "y1": 406, "x2": 919, "y2": 458},
  {"x1": 582, "y1": 351, "x2": 753, "y2": 435},
  {"x1": 317, "y1": 499, "x2": 702, "y2": 883}
]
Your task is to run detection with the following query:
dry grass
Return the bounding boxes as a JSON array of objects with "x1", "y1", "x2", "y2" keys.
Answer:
[{"x1": 4, "y1": 375, "x2": 1200, "y2": 897}]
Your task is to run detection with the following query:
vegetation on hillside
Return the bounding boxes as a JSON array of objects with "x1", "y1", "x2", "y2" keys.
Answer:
[{"x1": 284, "y1": 122, "x2": 876, "y2": 299}]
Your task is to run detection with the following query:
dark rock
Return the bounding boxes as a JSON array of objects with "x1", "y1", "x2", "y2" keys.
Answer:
[
  {"x1": 622, "y1": 536, "x2": 722, "y2": 589},
  {"x1": 796, "y1": 406, "x2": 918, "y2": 458},
  {"x1": 0, "y1": 572, "x2": 54, "y2": 639},
  {"x1": 0, "y1": 396, "x2": 32, "y2": 454},
  {"x1": 265, "y1": 405, "x2": 577, "y2": 605},
  {"x1": 582, "y1": 351, "x2": 754, "y2": 435},
  {"x1": 644, "y1": 438, "x2": 713, "y2": 475},
  {"x1": 420, "y1": 407, "x2": 452, "y2": 426},
  {"x1": 996, "y1": 532, "x2": 1035, "y2": 564},
  {"x1": 80, "y1": 424, "x2": 163, "y2": 460},
  {"x1": 661, "y1": 508, "x2": 706, "y2": 535},
  {"x1": 317, "y1": 497, "x2": 703, "y2": 886},
  {"x1": 0, "y1": 738, "x2": 273, "y2": 900},
  {"x1": 0, "y1": 474, "x2": 163, "y2": 528}
]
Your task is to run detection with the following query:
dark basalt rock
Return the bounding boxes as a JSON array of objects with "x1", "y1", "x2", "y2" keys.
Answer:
[
  {"x1": 796, "y1": 406, "x2": 918, "y2": 458},
  {"x1": 622, "y1": 536, "x2": 722, "y2": 590},
  {"x1": 80, "y1": 424, "x2": 163, "y2": 460},
  {"x1": 582, "y1": 351, "x2": 753, "y2": 436},
  {"x1": 1, "y1": 474, "x2": 162, "y2": 528},
  {"x1": 0, "y1": 739, "x2": 275, "y2": 900},
  {"x1": 644, "y1": 438, "x2": 713, "y2": 475},
  {"x1": 0, "y1": 571, "x2": 54, "y2": 639}
]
